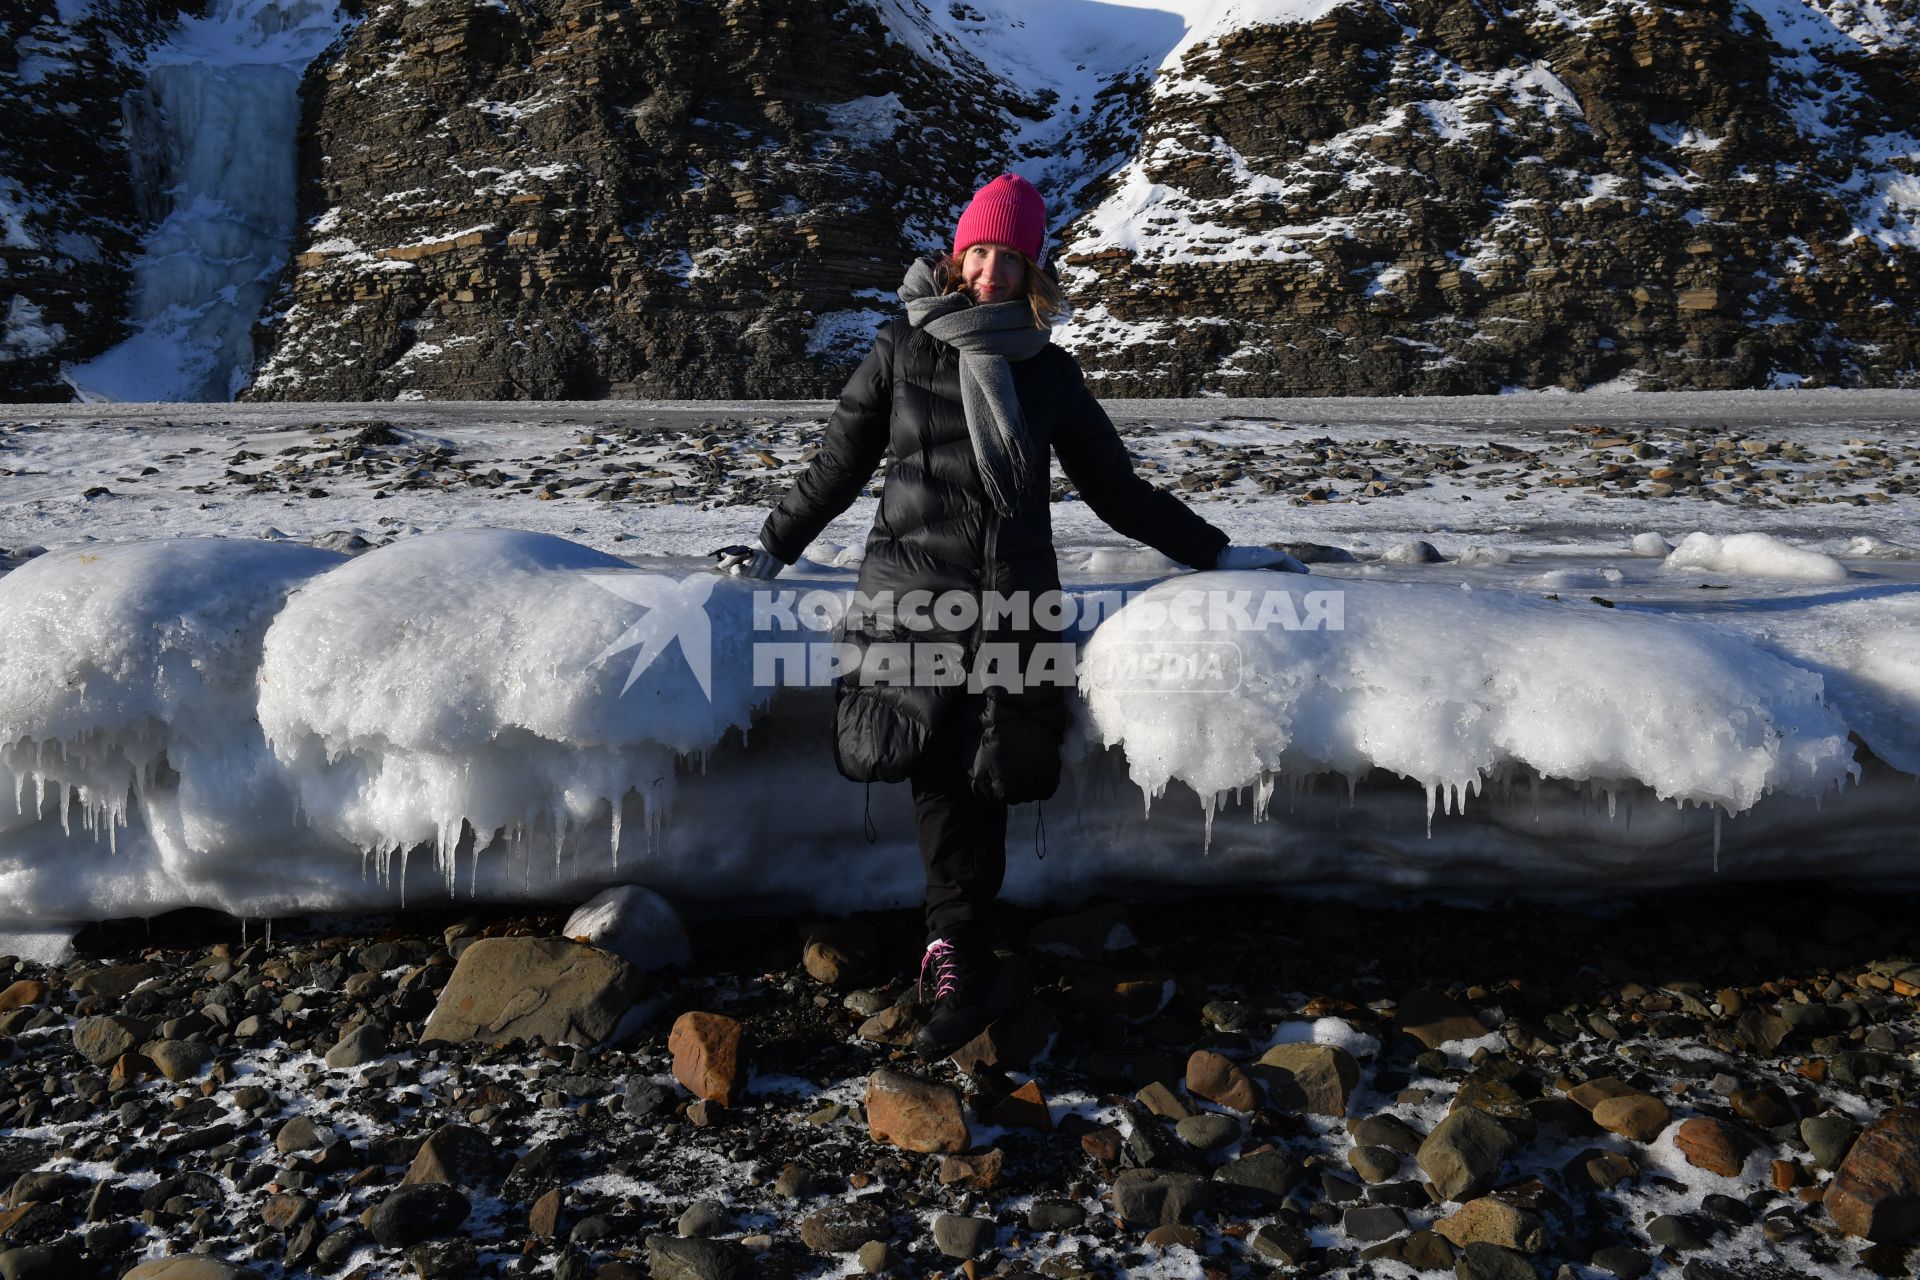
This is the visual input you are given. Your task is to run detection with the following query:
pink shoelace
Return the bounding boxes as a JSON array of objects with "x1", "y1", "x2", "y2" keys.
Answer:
[{"x1": 919, "y1": 938, "x2": 958, "y2": 1003}]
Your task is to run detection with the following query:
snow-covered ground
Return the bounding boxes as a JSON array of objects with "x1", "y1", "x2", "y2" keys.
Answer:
[
  {"x1": 3, "y1": 391, "x2": 1919, "y2": 952},
  {"x1": 8, "y1": 389, "x2": 1920, "y2": 555}
]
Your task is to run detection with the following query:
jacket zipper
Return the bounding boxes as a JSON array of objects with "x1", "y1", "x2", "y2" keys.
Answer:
[{"x1": 981, "y1": 506, "x2": 999, "y2": 665}]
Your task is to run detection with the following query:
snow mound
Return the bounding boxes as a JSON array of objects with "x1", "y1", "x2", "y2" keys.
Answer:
[
  {"x1": 0, "y1": 539, "x2": 343, "y2": 853},
  {"x1": 1266, "y1": 1017, "x2": 1382, "y2": 1059},
  {"x1": 1078, "y1": 574, "x2": 1859, "y2": 839},
  {"x1": 1662, "y1": 531, "x2": 1849, "y2": 582},
  {"x1": 1714, "y1": 587, "x2": 1920, "y2": 778},
  {"x1": 257, "y1": 529, "x2": 773, "y2": 892}
]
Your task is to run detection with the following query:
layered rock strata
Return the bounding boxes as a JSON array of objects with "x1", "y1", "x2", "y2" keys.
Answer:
[
  {"x1": 244, "y1": 0, "x2": 1033, "y2": 399},
  {"x1": 1058, "y1": 0, "x2": 1920, "y2": 393}
]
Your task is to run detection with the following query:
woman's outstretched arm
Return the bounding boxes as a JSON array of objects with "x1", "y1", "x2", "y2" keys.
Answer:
[
  {"x1": 758, "y1": 324, "x2": 896, "y2": 564},
  {"x1": 1051, "y1": 354, "x2": 1230, "y2": 572}
]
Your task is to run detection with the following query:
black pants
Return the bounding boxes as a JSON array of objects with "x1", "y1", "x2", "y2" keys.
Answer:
[{"x1": 910, "y1": 725, "x2": 1007, "y2": 943}]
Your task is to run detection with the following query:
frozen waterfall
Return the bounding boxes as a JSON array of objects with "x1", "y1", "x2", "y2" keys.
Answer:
[{"x1": 65, "y1": 0, "x2": 349, "y2": 402}]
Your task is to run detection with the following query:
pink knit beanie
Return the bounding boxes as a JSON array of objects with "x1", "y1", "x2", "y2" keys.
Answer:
[{"x1": 952, "y1": 174, "x2": 1047, "y2": 266}]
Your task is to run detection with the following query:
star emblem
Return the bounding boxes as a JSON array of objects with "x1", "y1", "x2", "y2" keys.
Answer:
[{"x1": 585, "y1": 572, "x2": 721, "y2": 700}]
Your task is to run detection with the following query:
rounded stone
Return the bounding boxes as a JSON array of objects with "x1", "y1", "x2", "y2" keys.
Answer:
[
  {"x1": 365, "y1": 1184, "x2": 470, "y2": 1249},
  {"x1": 1175, "y1": 1112, "x2": 1241, "y2": 1151},
  {"x1": 1591, "y1": 1093, "x2": 1671, "y2": 1143},
  {"x1": 931, "y1": 1213, "x2": 995, "y2": 1260}
]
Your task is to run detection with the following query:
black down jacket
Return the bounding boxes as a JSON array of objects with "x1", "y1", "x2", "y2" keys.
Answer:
[{"x1": 759, "y1": 317, "x2": 1228, "y2": 804}]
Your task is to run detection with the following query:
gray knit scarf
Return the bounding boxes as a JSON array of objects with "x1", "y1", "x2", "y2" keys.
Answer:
[{"x1": 897, "y1": 256, "x2": 1049, "y2": 518}]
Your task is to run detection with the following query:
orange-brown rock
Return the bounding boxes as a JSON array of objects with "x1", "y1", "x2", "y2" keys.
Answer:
[
  {"x1": 669, "y1": 1011, "x2": 746, "y2": 1108},
  {"x1": 1674, "y1": 1117, "x2": 1761, "y2": 1177},
  {"x1": 979, "y1": 1080, "x2": 1051, "y2": 1132},
  {"x1": 937, "y1": 1148, "x2": 1004, "y2": 1190},
  {"x1": 0, "y1": 981, "x2": 44, "y2": 1013},
  {"x1": 1065, "y1": 969, "x2": 1175, "y2": 1023},
  {"x1": 1082, "y1": 1126, "x2": 1123, "y2": 1163},
  {"x1": 1252, "y1": 1043, "x2": 1360, "y2": 1118},
  {"x1": 866, "y1": 1068, "x2": 968, "y2": 1154},
  {"x1": 1730, "y1": 1085, "x2": 1796, "y2": 1129},
  {"x1": 529, "y1": 1186, "x2": 564, "y2": 1239},
  {"x1": 1565, "y1": 1076, "x2": 1638, "y2": 1111},
  {"x1": 108, "y1": 1052, "x2": 152, "y2": 1092},
  {"x1": 1186, "y1": 1050, "x2": 1262, "y2": 1113},
  {"x1": 1397, "y1": 991, "x2": 1486, "y2": 1049},
  {"x1": 1828, "y1": 1107, "x2": 1920, "y2": 1242},
  {"x1": 949, "y1": 1000, "x2": 1059, "y2": 1074},
  {"x1": 1144, "y1": 1224, "x2": 1202, "y2": 1250},
  {"x1": 800, "y1": 921, "x2": 874, "y2": 987}
]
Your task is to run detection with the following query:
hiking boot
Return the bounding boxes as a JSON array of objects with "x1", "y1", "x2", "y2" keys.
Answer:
[{"x1": 911, "y1": 930, "x2": 1022, "y2": 1062}]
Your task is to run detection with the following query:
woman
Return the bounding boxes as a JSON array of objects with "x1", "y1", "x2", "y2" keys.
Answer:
[{"x1": 718, "y1": 174, "x2": 1301, "y2": 1060}]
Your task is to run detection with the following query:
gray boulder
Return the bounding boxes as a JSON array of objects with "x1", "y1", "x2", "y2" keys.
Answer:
[
  {"x1": 419, "y1": 936, "x2": 641, "y2": 1047},
  {"x1": 1418, "y1": 1109, "x2": 1519, "y2": 1202}
]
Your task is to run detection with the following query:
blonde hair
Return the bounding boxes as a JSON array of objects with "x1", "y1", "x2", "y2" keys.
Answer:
[{"x1": 933, "y1": 249, "x2": 1067, "y2": 331}]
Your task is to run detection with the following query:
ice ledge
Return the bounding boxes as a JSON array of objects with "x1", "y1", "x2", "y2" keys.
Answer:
[{"x1": 0, "y1": 529, "x2": 1915, "y2": 933}]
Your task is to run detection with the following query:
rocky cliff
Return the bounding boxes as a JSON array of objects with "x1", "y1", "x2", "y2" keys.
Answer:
[
  {"x1": 244, "y1": 0, "x2": 1043, "y2": 398},
  {"x1": 1057, "y1": 0, "x2": 1920, "y2": 394},
  {"x1": 3, "y1": 0, "x2": 1918, "y2": 400}
]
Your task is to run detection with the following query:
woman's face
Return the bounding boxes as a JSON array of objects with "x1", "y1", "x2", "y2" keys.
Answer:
[{"x1": 959, "y1": 242, "x2": 1027, "y2": 304}]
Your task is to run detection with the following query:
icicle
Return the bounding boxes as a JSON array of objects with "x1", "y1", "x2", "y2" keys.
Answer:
[
  {"x1": 1424, "y1": 781, "x2": 1437, "y2": 838},
  {"x1": 1202, "y1": 792, "x2": 1216, "y2": 854},
  {"x1": 609, "y1": 794, "x2": 623, "y2": 871},
  {"x1": 450, "y1": 821, "x2": 463, "y2": 897}
]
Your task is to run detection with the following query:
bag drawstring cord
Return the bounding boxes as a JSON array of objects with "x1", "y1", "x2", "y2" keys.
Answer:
[
  {"x1": 863, "y1": 782, "x2": 878, "y2": 845},
  {"x1": 1033, "y1": 799, "x2": 1046, "y2": 861}
]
